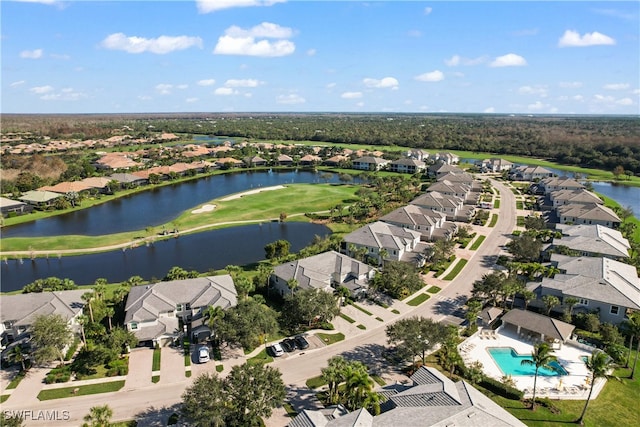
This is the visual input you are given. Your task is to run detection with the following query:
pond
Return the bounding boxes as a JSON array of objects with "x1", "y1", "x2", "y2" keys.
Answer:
[
  {"x1": 0, "y1": 222, "x2": 330, "y2": 292},
  {"x1": 2, "y1": 170, "x2": 353, "y2": 238}
]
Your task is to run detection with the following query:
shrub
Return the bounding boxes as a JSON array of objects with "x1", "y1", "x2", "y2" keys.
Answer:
[{"x1": 479, "y1": 377, "x2": 524, "y2": 400}]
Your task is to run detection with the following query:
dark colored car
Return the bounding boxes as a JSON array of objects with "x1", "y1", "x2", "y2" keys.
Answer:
[
  {"x1": 281, "y1": 338, "x2": 296, "y2": 352},
  {"x1": 294, "y1": 335, "x2": 309, "y2": 350}
]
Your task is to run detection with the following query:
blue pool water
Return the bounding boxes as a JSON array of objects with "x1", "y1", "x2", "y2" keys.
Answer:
[{"x1": 488, "y1": 347, "x2": 568, "y2": 376}]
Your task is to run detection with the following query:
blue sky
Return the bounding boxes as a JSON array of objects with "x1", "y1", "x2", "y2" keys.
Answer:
[{"x1": 2, "y1": 0, "x2": 639, "y2": 115}]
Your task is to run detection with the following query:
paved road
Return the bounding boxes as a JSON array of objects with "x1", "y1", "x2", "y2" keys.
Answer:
[{"x1": 1, "y1": 179, "x2": 515, "y2": 426}]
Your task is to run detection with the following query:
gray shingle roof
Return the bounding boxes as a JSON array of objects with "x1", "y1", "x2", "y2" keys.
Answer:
[
  {"x1": 343, "y1": 221, "x2": 421, "y2": 251},
  {"x1": 553, "y1": 224, "x2": 630, "y2": 258},
  {"x1": 500, "y1": 309, "x2": 575, "y2": 341},
  {"x1": 0, "y1": 289, "x2": 87, "y2": 327}
]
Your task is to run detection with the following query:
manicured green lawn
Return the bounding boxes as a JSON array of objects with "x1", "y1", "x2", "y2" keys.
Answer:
[
  {"x1": 6, "y1": 370, "x2": 26, "y2": 389},
  {"x1": 0, "y1": 395, "x2": 9, "y2": 403},
  {"x1": 443, "y1": 258, "x2": 468, "y2": 280},
  {"x1": 247, "y1": 348, "x2": 274, "y2": 366},
  {"x1": 305, "y1": 375, "x2": 327, "y2": 389},
  {"x1": 315, "y1": 332, "x2": 345, "y2": 345},
  {"x1": 283, "y1": 402, "x2": 297, "y2": 417},
  {"x1": 37, "y1": 380, "x2": 125, "y2": 400},
  {"x1": 151, "y1": 375, "x2": 160, "y2": 383},
  {"x1": 488, "y1": 214, "x2": 498, "y2": 227},
  {"x1": 1, "y1": 183, "x2": 360, "y2": 254},
  {"x1": 356, "y1": 324, "x2": 366, "y2": 330},
  {"x1": 427, "y1": 286, "x2": 441, "y2": 294},
  {"x1": 339, "y1": 313, "x2": 356, "y2": 323},
  {"x1": 350, "y1": 303, "x2": 373, "y2": 316},
  {"x1": 407, "y1": 293, "x2": 431, "y2": 306},
  {"x1": 469, "y1": 235, "x2": 486, "y2": 250},
  {"x1": 152, "y1": 347, "x2": 161, "y2": 371},
  {"x1": 494, "y1": 199, "x2": 501, "y2": 209}
]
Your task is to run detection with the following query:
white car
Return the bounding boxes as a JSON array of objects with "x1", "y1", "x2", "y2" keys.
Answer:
[
  {"x1": 270, "y1": 343, "x2": 285, "y2": 357},
  {"x1": 198, "y1": 347, "x2": 210, "y2": 363}
]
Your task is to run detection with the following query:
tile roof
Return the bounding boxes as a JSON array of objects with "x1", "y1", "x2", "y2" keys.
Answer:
[
  {"x1": 500, "y1": 309, "x2": 575, "y2": 341},
  {"x1": 0, "y1": 289, "x2": 87, "y2": 328}
]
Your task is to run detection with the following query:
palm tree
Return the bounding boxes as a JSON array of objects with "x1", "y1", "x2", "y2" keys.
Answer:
[
  {"x1": 8, "y1": 345, "x2": 27, "y2": 371},
  {"x1": 321, "y1": 356, "x2": 348, "y2": 404},
  {"x1": 576, "y1": 350, "x2": 614, "y2": 425},
  {"x1": 105, "y1": 306, "x2": 115, "y2": 331},
  {"x1": 82, "y1": 404, "x2": 113, "y2": 427},
  {"x1": 204, "y1": 305, "x2": 225, "y2": 341},
  {"x1": 362, "y1": 390, "x2": 383, "y2": 415},
  {"x1": 542, "y1": 294, "x2": 560, "y2": 316},
  {"x1": 77, "y1": 314, "x2": 88, "y2": 346},
  {"x1": 562, "y1": 297, "x2": 579, "y2": 322},
  {"x1": 81, "y1": 292, "x2": 95, "y2": 323},
  {"x1": 520, "y1": 342, "x2": 558, "y2": 410},
  {"x1": 621, "y1": 312, "x2": 640, "y2": 375},
  {"x1": 344, "y1": 368, "x2": 374, "y2": 410},
  {"x1": 521, "y1": 289, "x2": 536, "y2": 310}
]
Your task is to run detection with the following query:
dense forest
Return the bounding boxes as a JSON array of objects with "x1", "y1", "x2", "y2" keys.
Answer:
[{"x1": 2, "y1": 113, "x2": 639, "y2": 174}]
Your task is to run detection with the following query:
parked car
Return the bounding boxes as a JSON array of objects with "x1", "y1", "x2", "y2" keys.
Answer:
[
  {"x1": 198, "y1": 346, "x2": 210, "y2": 363},
  {"x1": 269, "y1": 343, "x2": 285, "y2": 357},
  {"x1": 294, "y1": 335, "x2": 309, "y2": 350},
  {"x1": 281, "y1": 338, "x2": 296, "y2": 352}
]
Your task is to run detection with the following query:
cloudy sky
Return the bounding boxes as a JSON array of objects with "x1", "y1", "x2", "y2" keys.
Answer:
[{"x1": 2, "y1": 0, "x2": 639, "y2": 115}]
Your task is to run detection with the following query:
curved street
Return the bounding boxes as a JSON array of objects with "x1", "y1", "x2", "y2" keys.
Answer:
[{"x1": 1, "y1": 179, "x2": 516, "y2": 426}]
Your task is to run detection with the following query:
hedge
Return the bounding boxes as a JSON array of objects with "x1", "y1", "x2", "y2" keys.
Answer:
[{"x1": 479, "y1": 377, "x2": 524, "y2": 400}]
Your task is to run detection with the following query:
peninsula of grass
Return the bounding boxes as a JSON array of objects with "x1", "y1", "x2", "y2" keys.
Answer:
[
  {"x1": 0, "y1": 183, "x2": 361, "y2": 255},
  {"x1": 152, "y1": 347, "x2": 161, "y2": 371},
  {"x1": 493, "y1": 199, "x2": 500, "y2": 209},
  {"x1": 516, "y1": 201, "x2": 524, "y2": 209},
  {"x1": 427, "y1": 286, "x2": 441, "y2": 294},
  {"x1": 247, "y1": 348, "x2": 274, "y2": 366},
  {"x1": 469, "y1": 235, "x2": 486, "y2": 250},
  {"x1": 351, "y1": 303, "x2": 373, "y2": 316},
  {"x1": 339, "y1": 313, "x2": 356, "y2": 324},
  {"x1": 283, "y1": 402, "x2": 298, "y2": 417},
  {"x1": 443, "y1": 258, "x2": 468, "y2": 280},
  {"x1": 407, "y1": 293, "x2": 430, "y2": 306},
  {"x1": 216, "y1": 364, "x2": 224, "y2": 372},
  {"x1": 151, "y1": 375, "x2": 160, "y2": 383},
  {"x1": 391, "y1": 309, "x2": 400, "y2": 314},
  {"x1": 516, "y1": 216, "x2": 525, "y2": 227},
  {"x1": 37, "y1": 380, "x2": 125, "y2": 401},
  {"x1": 6, "y1": 370, "x2": 26, "y2": 389},
  {"x1": 376, "y1": 317, "x2": 384, "y2": 322},
  {"x1": 315, "y1": 332, "x2": 345, "y2": 345},
  {"x1": 0, "y1": 395, "x2": 9, "y2": 404},
  {"x1": 305, "y1": 375, "x2": 327, "y2": 389},
  {"x1": 488, "y1": 214, "x2": 498, "y2": 227},
  {"x1": 356, "y1": 324, "x2": 366, "y2": 330}
]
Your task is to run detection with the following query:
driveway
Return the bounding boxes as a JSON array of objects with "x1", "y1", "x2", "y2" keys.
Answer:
[
  {"x1": 159, "y1": 347, "x2": 186, "y2": 385},
  {"x1": 1, "y1": 365, "x2": 50, "y2": 406},
  {"x1": 125, "y1": 348, "x2": 153, "y2": 390}
]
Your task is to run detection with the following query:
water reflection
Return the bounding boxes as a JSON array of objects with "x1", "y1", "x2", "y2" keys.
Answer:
[{"x1": 0, "y1": 222, "x2": 330, "y2": 292}]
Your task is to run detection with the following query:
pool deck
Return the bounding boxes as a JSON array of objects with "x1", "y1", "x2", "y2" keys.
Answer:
[{"x1": 459, "y1": 327, "x2": 606, "y2": 400}]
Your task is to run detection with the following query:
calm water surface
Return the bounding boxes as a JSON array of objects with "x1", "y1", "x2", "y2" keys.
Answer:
[{"x1": 0, "y1": 222, "x2": 330, "y2": 292}]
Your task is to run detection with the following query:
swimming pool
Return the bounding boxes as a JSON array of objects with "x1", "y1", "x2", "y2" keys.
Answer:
[{"x1": 488, "y1": 347, "x2": 568, "y2": 376}]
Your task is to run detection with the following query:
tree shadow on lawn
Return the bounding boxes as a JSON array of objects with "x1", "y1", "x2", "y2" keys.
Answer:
[
  {"x1": 133, "y1": 403, "x2": 182, "y2": 427},
  {"x1": 432, "y1": 295, "x2": 467, "y2": 317},
  {"x1": 337, "y1": 343, "x2": 390, "y2": 375},
  {"x1": 287, "y1": 384, "x2": 324, "y2": 412}
]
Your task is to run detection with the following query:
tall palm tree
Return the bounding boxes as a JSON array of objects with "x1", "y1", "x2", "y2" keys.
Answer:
[
  {"x1": 520, "y1": 342, "x2": 558, "y2": 410},
  {"x1": 8, "y1": 345, "x2": 27, "y2": 371},
  {"x1": 576, "y1": 350, "x2": 614, "y2": 425},
  {"x1": 621, "y1": 312, "x2": 640, "y2": 373},
  {"x1": 77, "y1": 314, "x2": 88, "y2": 346},
  {"x1": 82, "y1": 404, "x2": 113, "y2": 427},
  {"x1": 204, "y1": 305, "x2": 225, "y2": 341},
  {"x1": 362, "y1": 390, "x2": 383, "y2": 415},
  {"x1": 81, "y1": 292, "x2": 95, "y2": 323},
  {"x1": 344, "y1": 368, "x2": 374, "y2": 410},
  {"x1": 105, "y1": 306, "x2": 114, "y2": 331}
]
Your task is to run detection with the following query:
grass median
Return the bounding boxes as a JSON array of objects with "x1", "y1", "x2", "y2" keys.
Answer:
[
  {"x1": 37, "y1": 380, "x2": 125, "y2": 401},
  {"x1": 443, "y1": 258, "x2": 468, "y2": 281}
]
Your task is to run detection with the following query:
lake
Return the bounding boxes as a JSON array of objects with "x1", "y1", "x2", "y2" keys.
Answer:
[{"x1": 0, "y1": 222, "x2": 330, "y2": 292}]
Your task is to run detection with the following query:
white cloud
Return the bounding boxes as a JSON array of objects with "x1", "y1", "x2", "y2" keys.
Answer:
[
  {"x1": 101, "y1": 33, "x2": 203, "y2": 54},
  {"x1": 484, "y1": 107, "x2": 495, "y2": 113},
  {"x1": 276, "y1": 94, "x2": 305, "y2": 105},
  {"x1": 29, "y1": 85, "x2": 53, "y2": 94},
  {"x1": 592, "y1": 8, "x2": 637, "y2": 21},
  {"x1": 176, "y1": 84, "x2": 189, "y2": 90},
  {"x1": 40, "y1": 88, "x2": 87, "y2": 101},
  {"x1": 138, "y1": 95, "x2": 152, "y2": 101},
  {"x1": 518, "y1": 85, "x2": 548, "y2": 97},
  {"x1": 444, "y1": 55, "x2": 486, "y2": 67},
  {"x1": 363, "y1": 77, "x2": 399, "y2": 89},
  {"x1": 186, "y1": 97, "x2": 199, "y2": 103},
  {"x1": 326, "y1": 83, "x2": 336, "y2": 89},
  {"x1": 306, "y1": 48, "x2": 316, "y2": 56},
  {"x1": 603, "y1": 83, "x2": 630, "y2": 90},
  {"x1": 50, "y1": 53, "x2": 70, "y2": 60},
  {"x1": 424, "y1": 7, "x2": 432, "y2": 15},
  {"x1": 616, "y1": 98, "x2": 633, "y2": 106},
  {"x1": 213, "y1": 23, "x2": 295, "y2": 57},
  {"x1": 196, "y1": 0, "x2": 285, "y2": 14},
  {"x1": 558, "y1": 30, "x2": 616, "y2": 47},
  {"x1": 341, "y1": 92, "x2": 362, "y2": 99},
  {"x1": 490, "y1": 53, "x2": 527, "y2": 67},
  {"x1": 15, "y1": 0, "x2": 59, "y2": 4},
  {"x1": 415, "y1": 70, "x2": 444, "y2": 82},
  {"x1": 214, "y1": 87, "x2": 238, "y2": 96},
  {"x1": 10, "y1": 80, "x2": 26, "y2": 87},
  {"x1": 224, "y1": 79, "x2": 261, "y2": 87},
  {"x1": 633, "y1": 89, "x2": 640, "y2": 95},
  {"x1": 528, "y1": 101, "x2": 549, "y2": 111},
  {"x1": 197, "y1": 79, "x2": 216, "y2": 86},
  {"x1": 155, "y1": 84, "x2": 173, "y2": 95},
  {"x1": 559, "y1": 81, "x2": 583, "y2": 88},
  {"x1": 573, "y1": 95, "x2": 585, "y2": 101},
  {"x1": 20, "y1": 49, "x2": 43, "y2": 59}
]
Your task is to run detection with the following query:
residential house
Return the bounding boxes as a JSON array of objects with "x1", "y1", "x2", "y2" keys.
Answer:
[
  {"x1": 323, "y1": 155, "x2": 349, "y2": 167},
  {"x1": 538, "y1": 176, "x2": 585, "y2": 194},
  {"x1": 124, "y1": 276, "x2": 237, "y2": 346},
  {"x1": 39, "y1": 181, "x2": 94, "y2": 195},
  {"x1": 18, "y1": 190, "x2": 62, "y2": 209},
  {"x1": 476, "y1": 158, "x2": 514, "y2": 173},
  {"x1": 215, "y1": 157, "x2": 244, "y2": 169},
  {"x1": 0, "y1": 197, "x2": 32, "y2": 217},
  {"x1": 352, "y1": 156, "x2": 389, "y2": 171},
  {"x1": 427, "y1": 162, "x2": 462, "y2": 178},
  {"x1": 388, "y1": 158, "x2": 426, "y2": 174},
  {"x1": 289, "y1": 366, "x2": 526, "y2": 427},
  {"x1": 244, "y1": 156, "x2": 268, "y2": 167},
  {"x1": 428, "y1": 152, "x2": 460, "y2": 165},
  {"x1": 109, "y1": 173, "x2": 148, "y2": 187},
  {"x1": 510, "y1": 165, "x2": 554, "y2": 181},
  {"x1": 270, "y1": 250, "x2": 376, "y2": 298},
  {"x1": 556, "y1": 203, "x2": 621, "y2": 228},
  {"x1": 342, "y1": 221, "x2": 430, "y2": 266},
  {"x1": 299, "y1": 154, "x2": 323, "y2": 166},
  {"x1": 379, "y1": 204, "x2": 457, "y2": 241},
  {"x1": 426, "y1": 180, "x2": 480, "y2": 205},
  {"x1": 276, "y1": 154, "x2": 294, "y2": 166},
  {"x1": 550, "y1": 189, "x2": 603, "y2": 208},
  {"x1": 527, "y1": 254, "x2": 640, "y2": 324},
  {"x1": 410, "y1": 191, "x2": 475, "y2": 222},
  {"x1": 94, "y1": 152, "x2": 141, "y2": 170},
  {"x1": 405, "y1": 149, "x2": 430, "y2": 162},
  {"x1": 81, "y1": 177, "x2": 113, "y2": 193},
  {"x1": 546, "y1": 224, "x2": 630, "y2": 260},
  {"x1": 1, "y1": 290, "x2": 87, "y2": 353}
]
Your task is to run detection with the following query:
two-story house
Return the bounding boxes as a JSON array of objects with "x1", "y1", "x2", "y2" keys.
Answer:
[
  {"x1": 352, "y1": 156, "x2": 390, "y2": 171},
  {"x1": 556, "y1": 203, "x2": 621, "y2": 228},
  {"x1": 388, "y1": 158, "x2": 427, "y2": 174},
  {"x1": 410, "y1": 191, "x2": 474, "y2": 222},
  {"x1": 379, "y1": 205, "x2": 457, "y2": 242},
  {"x1": 546, "y1": 224, "x2": 630, "y2": 260},
  {"x1": 270, "y1": 250, "x2": 376, "y2": 298},
  {"x1": 124, "y1": 276, "x2": 237, "y2": 346}
]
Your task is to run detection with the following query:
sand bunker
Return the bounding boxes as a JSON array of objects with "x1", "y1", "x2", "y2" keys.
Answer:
[
  {"x1": 191, "y1": 204, "x2": 216, "y2": 214},
  {"x1": 219, "y1": 185, "x2": 286, "y2": 201}
]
